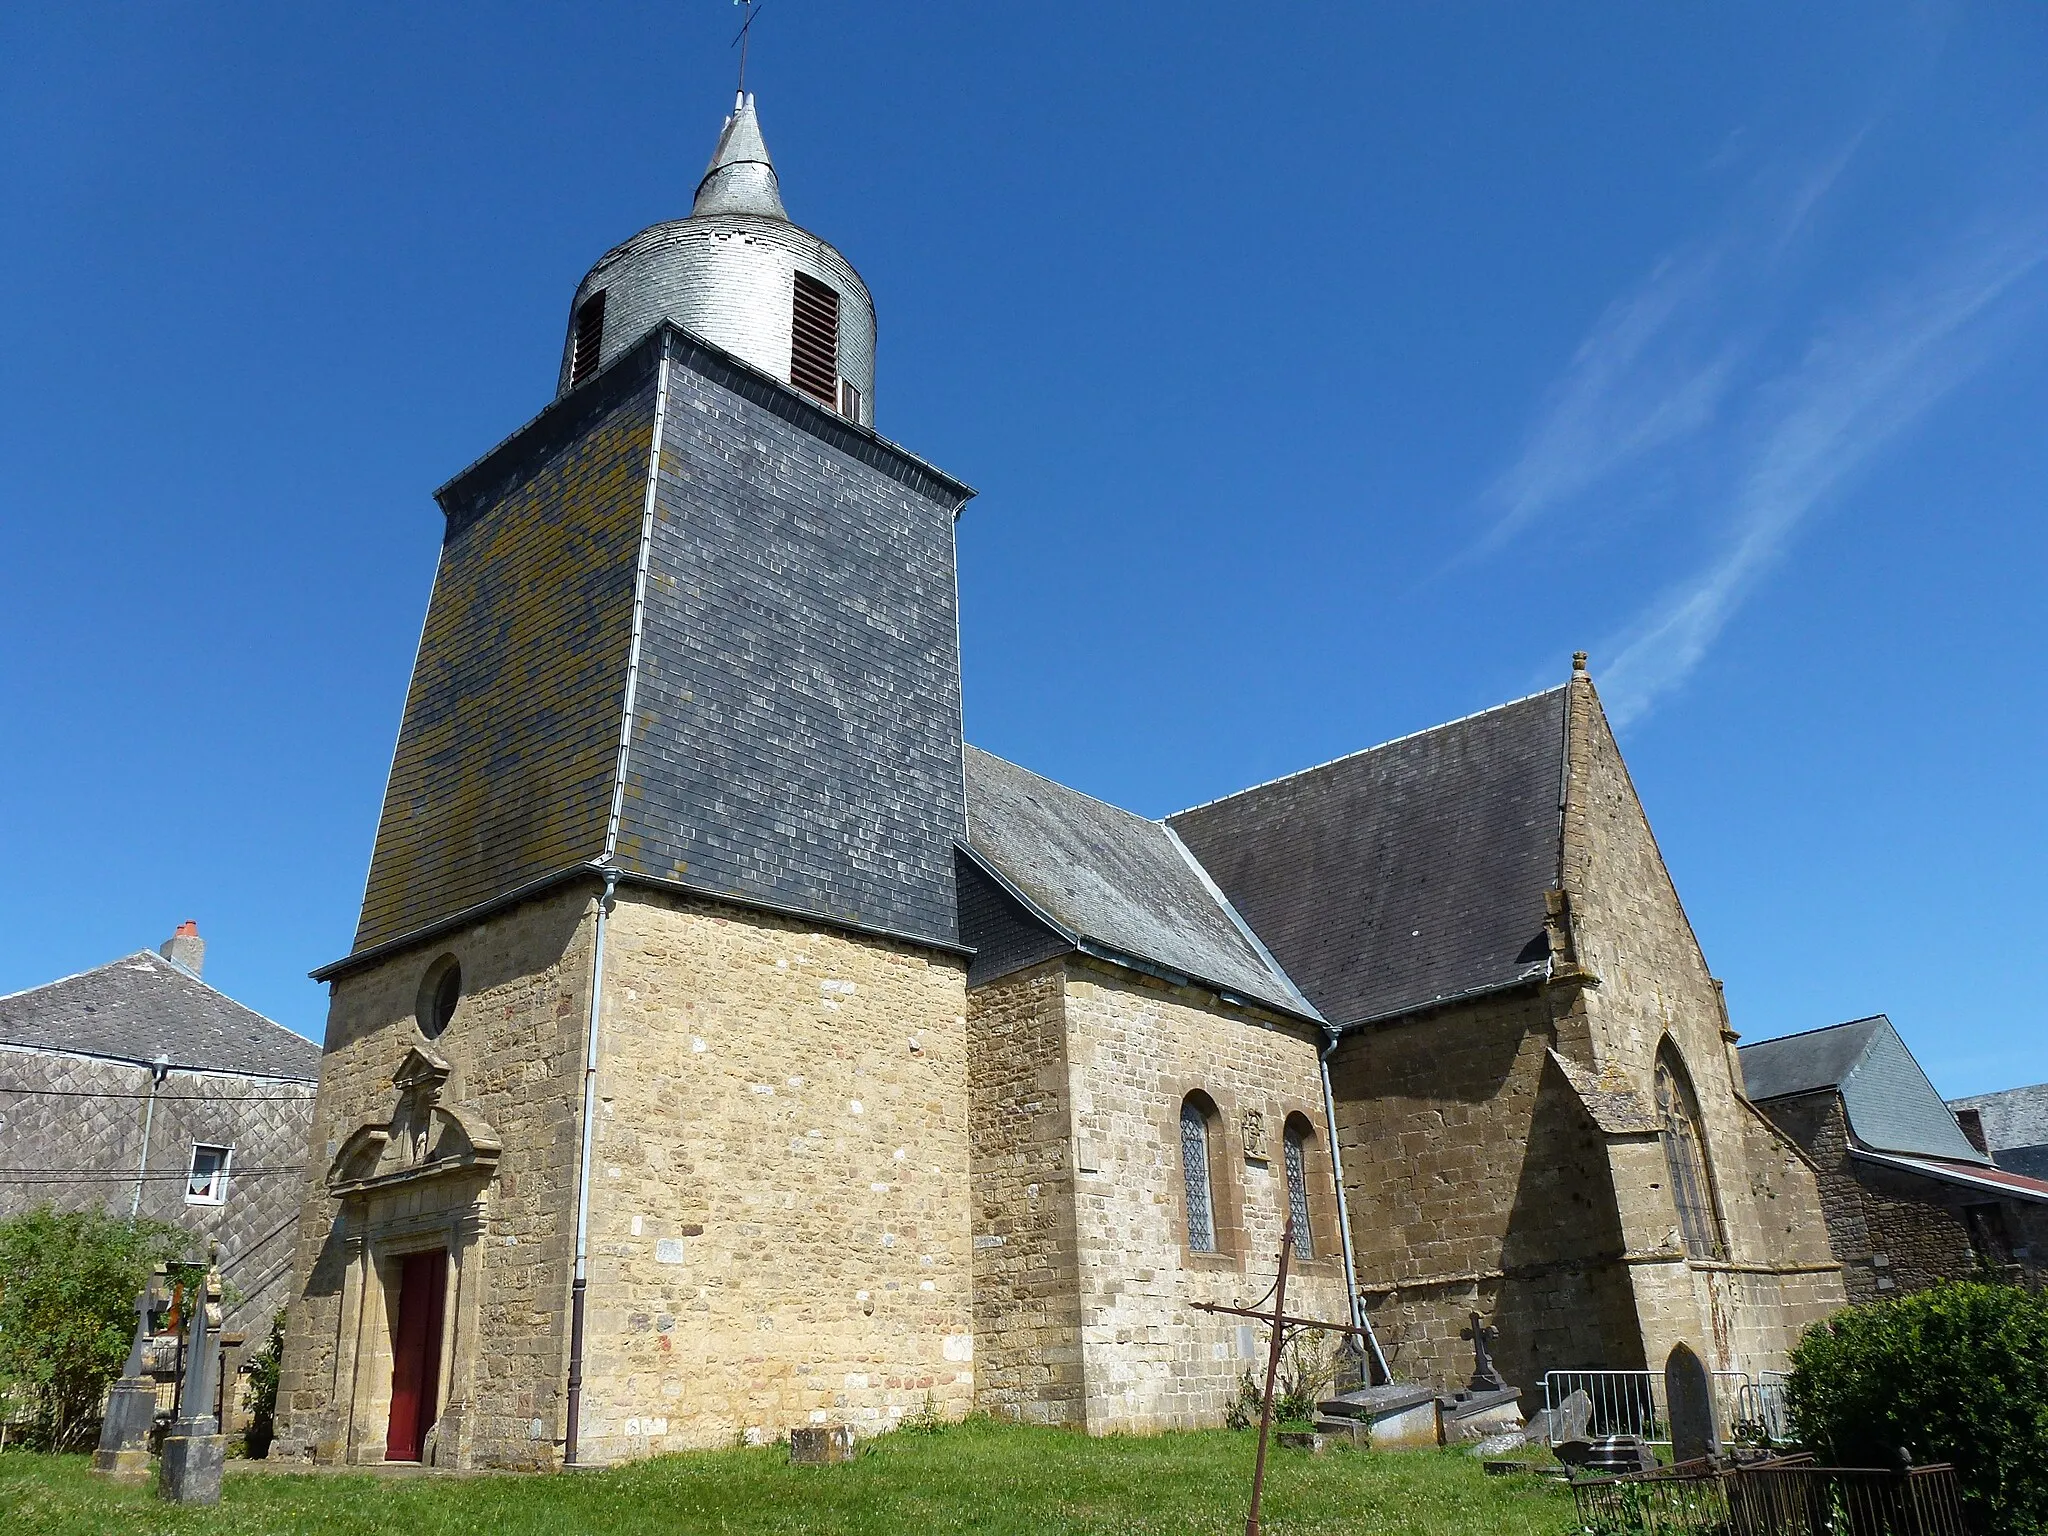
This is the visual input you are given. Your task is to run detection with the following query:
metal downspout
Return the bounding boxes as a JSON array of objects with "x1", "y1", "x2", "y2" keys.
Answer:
[
  {"x1": 564, "y1": 868, "x2": 617, "y2": 1465},
  {"x1": 566, "y1": 339, "x2": 671, "y2": 1467},
  {"x1": 132, "y1": 1054, "x2": 170, "y2": 1219},
  {"x1": 1320, "y1": 1027, "x2": 1389, "y2": 1385}
]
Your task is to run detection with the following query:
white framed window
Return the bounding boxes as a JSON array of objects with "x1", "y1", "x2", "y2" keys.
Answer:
[{"x1": 186, "y1": 1143, "x2": 231, "y2": 1206}]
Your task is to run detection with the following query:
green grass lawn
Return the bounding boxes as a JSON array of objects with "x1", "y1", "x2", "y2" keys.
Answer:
[{"x1": 0, "y1": 1419, "x2": 1576, "y2": 1535}]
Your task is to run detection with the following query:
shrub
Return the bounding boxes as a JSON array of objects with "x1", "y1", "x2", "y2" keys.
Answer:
[
  {"x1": 0, "y1": 1206, "x2": 190, "y2": 1451},
  {"x1": 243, "y1": 1307, "x2": 286, "y2": 1458},
  {"x1": 1785, "y1": 1280, "x2": 2048, "y2": 1535},
  {"x1": 1224, "y1": 1333, "x2": 1337, "y2": 1431}
]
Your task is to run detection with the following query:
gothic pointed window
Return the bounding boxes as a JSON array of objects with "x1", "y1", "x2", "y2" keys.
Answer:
[
  {"x1": 1181, "y1": 1095, "x2": 1218, "y2": 1254},
  {"x1": 1283, "y1": 1116, "x2": 1316, "y2": 1260},
  {"x1": 1655, "y1": 1043, "x2": 1725, "y2": 1260}
]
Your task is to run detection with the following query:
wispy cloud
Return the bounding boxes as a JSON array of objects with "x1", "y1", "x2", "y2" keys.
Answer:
[
  {"x1": 1477, "y1": 129, "x2": 2046, "y2": 724},
  {"x1": 1599, "y1": 218, "x2": 2047, "y2": 723}
]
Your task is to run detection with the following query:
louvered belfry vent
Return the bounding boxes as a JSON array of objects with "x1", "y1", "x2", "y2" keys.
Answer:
[
  {"x1": 789, "y1": 271, "x2": 840, "y2": 405},
  {"x1": 569, "y1": 291, "x2": 608, "y2": 386}
]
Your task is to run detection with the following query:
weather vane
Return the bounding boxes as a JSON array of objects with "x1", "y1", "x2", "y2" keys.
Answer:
[{"x1": 733, "y1": 0, "x2": 766, "y2": 95}]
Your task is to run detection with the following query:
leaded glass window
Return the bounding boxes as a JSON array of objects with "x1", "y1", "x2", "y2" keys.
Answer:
[
  {"x1": 1655, "y1": 1045, "x2": 1724, "y2": 1260},
  {"x1": 1283, "y1": 1120, "x2": 1315, "y2": 1259},
  {"x1": 1181, "y1": 1098, "x2": 1217, "y2": 1253}
]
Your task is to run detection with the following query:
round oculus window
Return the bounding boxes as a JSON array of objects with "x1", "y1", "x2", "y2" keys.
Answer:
[{"x1": 418, "y1": 955, "x2": 461, "y2": 1039}]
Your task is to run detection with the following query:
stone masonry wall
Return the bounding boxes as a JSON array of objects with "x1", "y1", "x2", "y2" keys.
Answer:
[
  {"x1": 966, "y1": 960, "x2": 1087, "y2": 1425},
  {"x1": 1756, "y1": 1090, "x2": 1989, "y2": 1303},
  {"x1": 1059, "y1": 961, "x2": 1346, "y2": 1433},
  {"x1": 578, "y1": 888, "x2": 974, "y2": 1460},
  {"x1": 1559, "y1": 674, "x2": 1842, "y2": 1375},
  {"x1": 1328, "y1": 990, "x2": 1648, "y2": 1394},
  {"x1": 275, "y1": 883, "x2": 598, "y2": 1468}
]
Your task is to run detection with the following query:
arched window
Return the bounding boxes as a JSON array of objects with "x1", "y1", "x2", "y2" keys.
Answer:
[
  {"x1": 1655, "y1": 1043, "x2": 1724, "y2": 1260},
  {"x1": 1282, "y1": 1115, "x2": 1316, "y2": 1260},
  {"x1": 1180, "y1": 1095, "x2": 1218, "y2": 1254}
]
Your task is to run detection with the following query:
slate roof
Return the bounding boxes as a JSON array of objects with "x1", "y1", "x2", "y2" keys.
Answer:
[
  {"x1": 1165, "y1": 688, "x2": 1567, "y2": 1029},
  {"x1": 0, "y1": 952, "x2": 319, "y2": 1080},
  {"x1": 963, "y1": 746, "x2": 1321, "y2": 1023},
  {"x1": 1948, "y1": 1082, "x2": 2048, "y2": 1180},
  {"x1": 1739, "y1": 1016, "x2": 1988, "y2": 1165}
]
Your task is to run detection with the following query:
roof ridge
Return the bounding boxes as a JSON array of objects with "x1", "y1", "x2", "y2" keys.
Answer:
[
  {"x1": 965, "y1": 743, "x2": 1161, "y2": 829},
  {"x1": 1158, "y1": 824, "x2": 1324, "y2": 1023},
  {"x1": 0, "y1": 950, "x2": 161, "y2": 1007},
  {"x1": 1742, "y1": 1014, "x2": 1890, "y2": 1050},
  {"x1": 1170, "y1": 684, "x2": 1570, "y2": 819},
  {"x1": 1951, "y1": 1081, "x2": 2048, "y2": 1102},
  {"x1": 0, "y1": 947, "x2": 311, "y2": 1051}
]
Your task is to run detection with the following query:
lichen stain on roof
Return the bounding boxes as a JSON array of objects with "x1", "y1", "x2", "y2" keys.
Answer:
[{"x1": 353, "y1": 385, "x2": 657, "y2": 952}]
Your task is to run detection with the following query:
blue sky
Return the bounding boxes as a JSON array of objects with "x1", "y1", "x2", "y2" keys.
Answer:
[{"x1": 1, "y1": 5, "x2": 2041, "y2": 1096}]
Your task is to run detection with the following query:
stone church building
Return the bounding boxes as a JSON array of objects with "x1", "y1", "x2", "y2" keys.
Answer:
[{"x1": 275, "y1": 94, "x2": 1843, "y2": 1468}]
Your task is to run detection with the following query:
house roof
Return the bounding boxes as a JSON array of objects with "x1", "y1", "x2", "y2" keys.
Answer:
[
  {"x1": 1165, "y1": 688, "x2": 1567, "y2": 1029},
  {"x1": 0, "y1": 952, "x2": 320, "y2": 1081},
  {"x1": 963, "y1": 746, "x2": 1321, "y2": 1023},
  {"x1": 1948, "y1": 1081, "x2": 2048, "y2": 1180},
  {"x1": 1740, "y1": 1015, "x2": 1988, "y2": 1166}
]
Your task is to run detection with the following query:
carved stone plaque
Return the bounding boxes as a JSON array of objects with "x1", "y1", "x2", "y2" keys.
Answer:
[{"x1": 1241, "y1": 1108, "x2": 1270, "y2": 1162}]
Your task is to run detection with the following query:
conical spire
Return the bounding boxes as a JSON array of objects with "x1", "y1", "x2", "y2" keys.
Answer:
[{"x1": 692, "y1": 92, "x2": 788, "y2": 219}]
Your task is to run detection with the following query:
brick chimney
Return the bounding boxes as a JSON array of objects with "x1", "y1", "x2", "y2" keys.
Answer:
[
  {"x1": 1954, "y1": 1107, "x2": 1990, "y2": 1158},
  {"x1": 161, "y1": 920, "x2": 205, "y2": 978}
]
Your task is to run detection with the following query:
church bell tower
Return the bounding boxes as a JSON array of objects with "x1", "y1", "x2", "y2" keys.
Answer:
[{"x1": 278, "y1": 94, "x2": 978, "y2": 1471}]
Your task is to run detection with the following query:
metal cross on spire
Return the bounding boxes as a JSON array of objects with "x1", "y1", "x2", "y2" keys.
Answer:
[{"x1": 732, "y1": 0, "x2": 766, "y2": 95}]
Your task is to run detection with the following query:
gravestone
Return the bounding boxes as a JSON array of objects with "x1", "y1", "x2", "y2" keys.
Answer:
[
  {"x1": 158, "y1": 1268, "x2": 226, "y2": 1505},
  {"x1": 1553, "y1": 1388, "x2": 1592, "y2": 1445},
  {"x1": 1664, "y1": 1342, "x2": 1721, "y2": 1464},
  {"x1": 92, "y1": 1276, "x2": 162, "y2": 1482},
  {"x1": 789, "y1": 1425, "x2": 856, "y2": 1464}
]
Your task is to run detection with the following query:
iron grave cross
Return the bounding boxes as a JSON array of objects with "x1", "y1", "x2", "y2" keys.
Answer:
[{"x1": 1190, "y1": 1214, "x2": 1371, "y2": 1536}]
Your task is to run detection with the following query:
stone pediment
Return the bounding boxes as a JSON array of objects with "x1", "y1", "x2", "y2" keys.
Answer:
[{"x1": 326, "y1": 1046, "x2": 501, "y2": 1196}]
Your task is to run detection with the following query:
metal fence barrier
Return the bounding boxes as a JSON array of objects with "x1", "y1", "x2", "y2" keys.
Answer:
[
  {"x1": 1572, "y1": 1455, "x2": 1968, "y2": 1536},
  {"x1": 1541, "y1": 1369, "x2": 1757, "y2": 1447}
]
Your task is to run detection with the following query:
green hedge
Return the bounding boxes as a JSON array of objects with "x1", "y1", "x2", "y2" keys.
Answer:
[
  {"x1": 0, "y1": 1207, "x2": 190, "y2": 1451},
  {"x1": 1786, "y1": 1280, "x2": 2048, "y2": 1535}
]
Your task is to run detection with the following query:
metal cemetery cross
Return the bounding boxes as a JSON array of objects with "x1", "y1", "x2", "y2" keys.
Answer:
[{"x1": 1190, "y1": 1214, "x2": 1370, "y2": 1536}]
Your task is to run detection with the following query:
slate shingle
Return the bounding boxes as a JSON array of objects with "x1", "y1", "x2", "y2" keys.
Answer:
[
  {"x1": 1166, "y1": 689, "x2": 1568, "y2": 1029},
  {"x1": 1740, "y1": 1015, "x2": 1990, "y2": 1165},
  {"x1": 0, "y1": 953, "x2": 319, "y2": 1080},
  {"x1": 963, "y1": 746, "x2": 1319, "y2": 1021}
]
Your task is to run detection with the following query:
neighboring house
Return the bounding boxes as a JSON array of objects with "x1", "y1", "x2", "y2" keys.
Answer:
[
  {"x1": 1741, "y1": 1016, "x2": 2048, "y2": 1300},
  {"x1": 0, "y1": 923, "x2": 320, "y2": 1395},
  {"x1": 1949, "y1": 1082, "x2": 2048, "y2": 1181},
  {"x1": 1170, "y1": 668, "x2": 1845, "y2": 1397}
]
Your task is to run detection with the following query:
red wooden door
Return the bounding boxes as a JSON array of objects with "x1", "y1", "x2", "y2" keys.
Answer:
[{"x1": 385, "y1": 1249, "x2": 447, "y2": 1462}]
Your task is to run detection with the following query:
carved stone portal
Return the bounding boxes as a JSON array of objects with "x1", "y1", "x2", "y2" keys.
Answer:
[{"x1": 326, "y1": 1047, "x2": 501, "y2": 1196}]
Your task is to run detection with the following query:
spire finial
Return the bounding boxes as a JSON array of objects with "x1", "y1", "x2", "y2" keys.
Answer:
[
  {"x1": 1572, "y1": 651, "x2": 1589, "y2": 675},
  {"x1": 692, "y1": 89, "x2": 788, "y2": 220}
]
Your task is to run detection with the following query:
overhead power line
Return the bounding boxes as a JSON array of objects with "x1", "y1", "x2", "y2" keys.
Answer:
[{"x1": 0, "y1": 1084, "x2": 317, "y2": 1103}]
